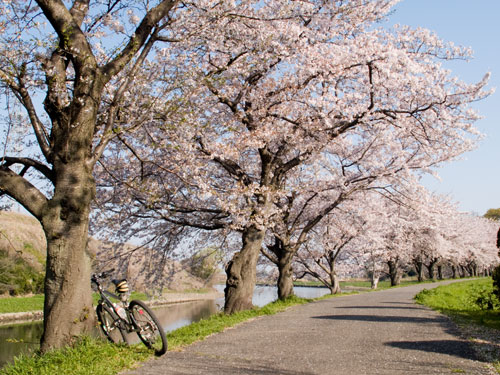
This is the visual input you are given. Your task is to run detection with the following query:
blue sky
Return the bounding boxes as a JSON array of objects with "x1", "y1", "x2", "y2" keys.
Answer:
[{"x1": 386, "y1": 0, "x2": 500, "y2": 215}]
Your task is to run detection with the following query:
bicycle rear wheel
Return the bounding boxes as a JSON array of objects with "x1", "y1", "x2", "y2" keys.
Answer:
[
  {"x1": 129, "y1": 299, "x2": 167, "y2": 355},
  {"x1": 96, "y1": 304, "x2": 128, "y2": 344}
]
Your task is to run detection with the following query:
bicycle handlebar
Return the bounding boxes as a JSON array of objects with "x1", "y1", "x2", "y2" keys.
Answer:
[{"x1": 91, "y1": 268, "x2": 115, "y2": 282}]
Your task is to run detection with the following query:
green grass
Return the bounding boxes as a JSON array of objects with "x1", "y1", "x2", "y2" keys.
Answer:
[
  {"x1": 414, "y1": 278, "x2": 500, "y2": 330},
  {"x1": 0, "y1": 336, "x2": 151, "y2": 375},
  {"x1": 0, "y1": 295, "x2": 45, "y2": 314},
  {"x1": 0, "y1": 292, "x2": 148, "y2": 314},
  {"x1": 0, "y1": 296, "x2": 314, "y2": 375},
  {"x1": 415, "y1": 278, "x2": 500, "y2": 373}
]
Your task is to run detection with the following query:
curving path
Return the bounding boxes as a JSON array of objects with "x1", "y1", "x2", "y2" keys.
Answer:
[{"x1": 123, "y1": 281, "x2": 493, "y2": 375}]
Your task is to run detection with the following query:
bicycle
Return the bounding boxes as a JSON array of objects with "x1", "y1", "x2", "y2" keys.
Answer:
[{"x1": 91, "y1": 269, "x2": 167, "y2": 356}]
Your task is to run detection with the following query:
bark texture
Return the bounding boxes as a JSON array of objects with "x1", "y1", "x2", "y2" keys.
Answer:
[
  {"x1": 39, "y1": 124, "x2": 97, "y2": 351},
  {"x1": 329, "y1": 273, "x2": 341, "y2": 294},
  {"x1": 387, "y1": 259, "x2": 401, "y2": 287},
  {"x1": 277, "y1": 251, "x2": 295, "y2": 300},
  {"x1": 224, "y1": 226, "x2": 265, "y2": 314},
  {"x1": 414, "y1": 260, "x2": 425, "y2": 282}
]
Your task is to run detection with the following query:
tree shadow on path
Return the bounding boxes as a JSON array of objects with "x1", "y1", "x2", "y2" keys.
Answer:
[
  {"x1": 311, "y1": 314, "x2": 445, "y2": 324},
  {"x1": 385, "y1": 340, "x2": 481, "y2": 362},
  {"x1": 335, "y1": 305, "x2": 424, "y2": 310}
]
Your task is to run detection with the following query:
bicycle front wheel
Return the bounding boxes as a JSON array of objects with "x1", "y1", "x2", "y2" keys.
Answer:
[
  {"x1": 96, "y1": 304, "x2": 128, "y2": 344},
  {"x1": 129, "y1": 299, "x2": 167, "y2": 355}
]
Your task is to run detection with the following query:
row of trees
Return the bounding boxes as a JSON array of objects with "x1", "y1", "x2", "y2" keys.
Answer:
[
  {"x1": 0, "y1": 0, "x2": 497, "y2": 351},
  {"x1": 291, "y1": 189, "x2": 499, "y2": 293}
]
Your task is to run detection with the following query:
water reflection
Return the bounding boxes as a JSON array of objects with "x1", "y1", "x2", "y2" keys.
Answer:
[
  {"x1": 214, "y1": 284, "x2": 331, "y2": 307},
  {"x1": 0, "y1": 321, "x2": 43, "y2": 368},
  {"x1": 0, "y1": 285, "x2": 330, "y2": 368}
]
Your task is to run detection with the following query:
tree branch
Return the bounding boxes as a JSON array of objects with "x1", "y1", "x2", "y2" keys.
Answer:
[
  {"x1": 0, "y1": 167, "x2": 48, "y2": 220},
  {"x1": 101, "y1": 0, "x2": 178, "y2": 81},
  {"x1": 1, "y1": 157, "x2": 55, "y2": 182}
]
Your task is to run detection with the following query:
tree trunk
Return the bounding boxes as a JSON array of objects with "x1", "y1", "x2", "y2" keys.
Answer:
[
  {"x1": 414, "y1": 260, "x2": 425, "y2": 282},
  {"x1": 40, "y1": 162, "x2": 96, "y2": 352},
  {"x1": 459, "y1": 265, "x2": 466, "y2": 278},
  {"x1": 473, "y1": 263, "x2": 478, "y2": 277},
  {"x1": 329, "y1": 272, "x2": 341, "y2": 294},
  {"x1": 371, "y1": 274, "x2": 379, "y2": 289},
  {"x1": 437, "y1": 265, "x2": 443, "y2": 280},
  {"x1": 451, "y1": 265, "x2": 457, "y2": 279},
  {"x1": 277, "y1": 251, "x2": 295, "y2": 300},
  {"x1": 425, "y1": 261, "x2": 436, "y2": 280},
  {"x1": 387, "y1": 259, "x2": 401, "y2": 286},
  {"x1": 224, "y1": 226, "x2": 264, "y2": 314}
]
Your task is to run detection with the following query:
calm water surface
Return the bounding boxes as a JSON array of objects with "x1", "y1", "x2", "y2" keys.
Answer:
[{"x1": 0, "y1": 285, "x2": 329, "y2": 367}]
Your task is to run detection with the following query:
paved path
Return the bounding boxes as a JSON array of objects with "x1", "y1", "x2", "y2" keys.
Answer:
[{"x1": 123, "y1": 281, "x2": 493, "y2": 375}]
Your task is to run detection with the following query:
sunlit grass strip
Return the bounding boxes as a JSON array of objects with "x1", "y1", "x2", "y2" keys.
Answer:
[
  {"x1": 0, "y1": 292, "x2": 148, "y2": 315},
  {"x1": 0, "y1": 295, "x2": 45, "y2": 314},
  {"x1": 0, "y1": 336, "x2": 151, "y2": 375},
  {"x1": 0, "y1": 296, "x2": 312, "y2": 375},
  {"x1": 414, "y1": 278, "x2": 500, "y2": 330},
  {"x1": 414, "y1": 278, "x2": 500, "y2": 374}
]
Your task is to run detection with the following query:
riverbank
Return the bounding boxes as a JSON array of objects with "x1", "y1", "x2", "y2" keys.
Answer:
[
  {"x1": 0, "y1": 290, "x2": 223, "y2": 326},
  {"x1": 2, "y1": 279, "x2": 498, "y2": 375}
]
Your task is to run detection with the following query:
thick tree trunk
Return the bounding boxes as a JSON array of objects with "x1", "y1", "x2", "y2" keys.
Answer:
[
  {"x1": 277, "y1": 251, "x2": 295, "y2": 300},
  {"x1": 451, "y1": 265, "x2": 457, "y2": 279},
  {"x1": 387, "y1": 259, "x2": 401, "y2": 286},
  {"x1": 40, "y1": 162, "x2": 96, "y2": 352},
  {"x1": 425, "y1": 258, "x2": 438, "y2": 280},
  {"x1": 224, "y1": 226, "x2": 264, "y2": 314},
  {"x1": 266, "y1": 237, "x2": 295, "y2": 300},
  {"x1": 414, "y1": 260, "x2": 425, "y2": 282},
  {"x1": 437, "y1": 265, "x2": 443, "y2": 280}
]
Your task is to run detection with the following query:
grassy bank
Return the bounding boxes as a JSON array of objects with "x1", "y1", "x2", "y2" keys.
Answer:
[
  {"x1": 415, "y1": 278, "x2": 500, "y2": 373},
  {"x1": 0, "y1": 296, "x2": 311, "y2": 375}
]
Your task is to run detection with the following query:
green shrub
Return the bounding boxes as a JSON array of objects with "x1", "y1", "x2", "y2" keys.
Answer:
[
  {"x1": 187, "y1": 247, "x2": 223, "y2": 280},
  {"x1": 492, "y1": 265, "x2": 500, "y2": 301},
  {"x1": 471, "y1": 283, "x2": 500, "y2": 311},
  {"x1": 0, "y1": 250, "x2": 44, "y2": 295}
]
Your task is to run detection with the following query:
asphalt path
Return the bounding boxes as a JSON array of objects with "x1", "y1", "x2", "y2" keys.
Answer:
[{"x1": 123, "y1": 281, "x2": 493, "y2": 375}]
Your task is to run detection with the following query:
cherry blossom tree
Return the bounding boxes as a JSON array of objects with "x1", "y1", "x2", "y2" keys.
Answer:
[
  {"x1": 96, "y1": 0, "x2": 489, "y2": 313},
  {"x1": 293, "y1": 205, "x2": 366, "y2": 294},
  {"x1": 0, "y1": 0, "x2": 186, "y2": 351}
]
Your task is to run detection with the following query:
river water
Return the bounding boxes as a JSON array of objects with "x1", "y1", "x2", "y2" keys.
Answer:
[{"x1": 0, "y1": 285, "x2": 330, "y2": 368}]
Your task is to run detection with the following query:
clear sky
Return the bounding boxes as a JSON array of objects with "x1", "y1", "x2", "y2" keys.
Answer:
[{"x1": 385, "y1": 0, "x2": 500, "y2": 216}]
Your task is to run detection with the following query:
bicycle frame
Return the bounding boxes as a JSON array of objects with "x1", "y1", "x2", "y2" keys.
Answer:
[{"x1": 92, "y1": 274, "x2": 134, "y2": 332}]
